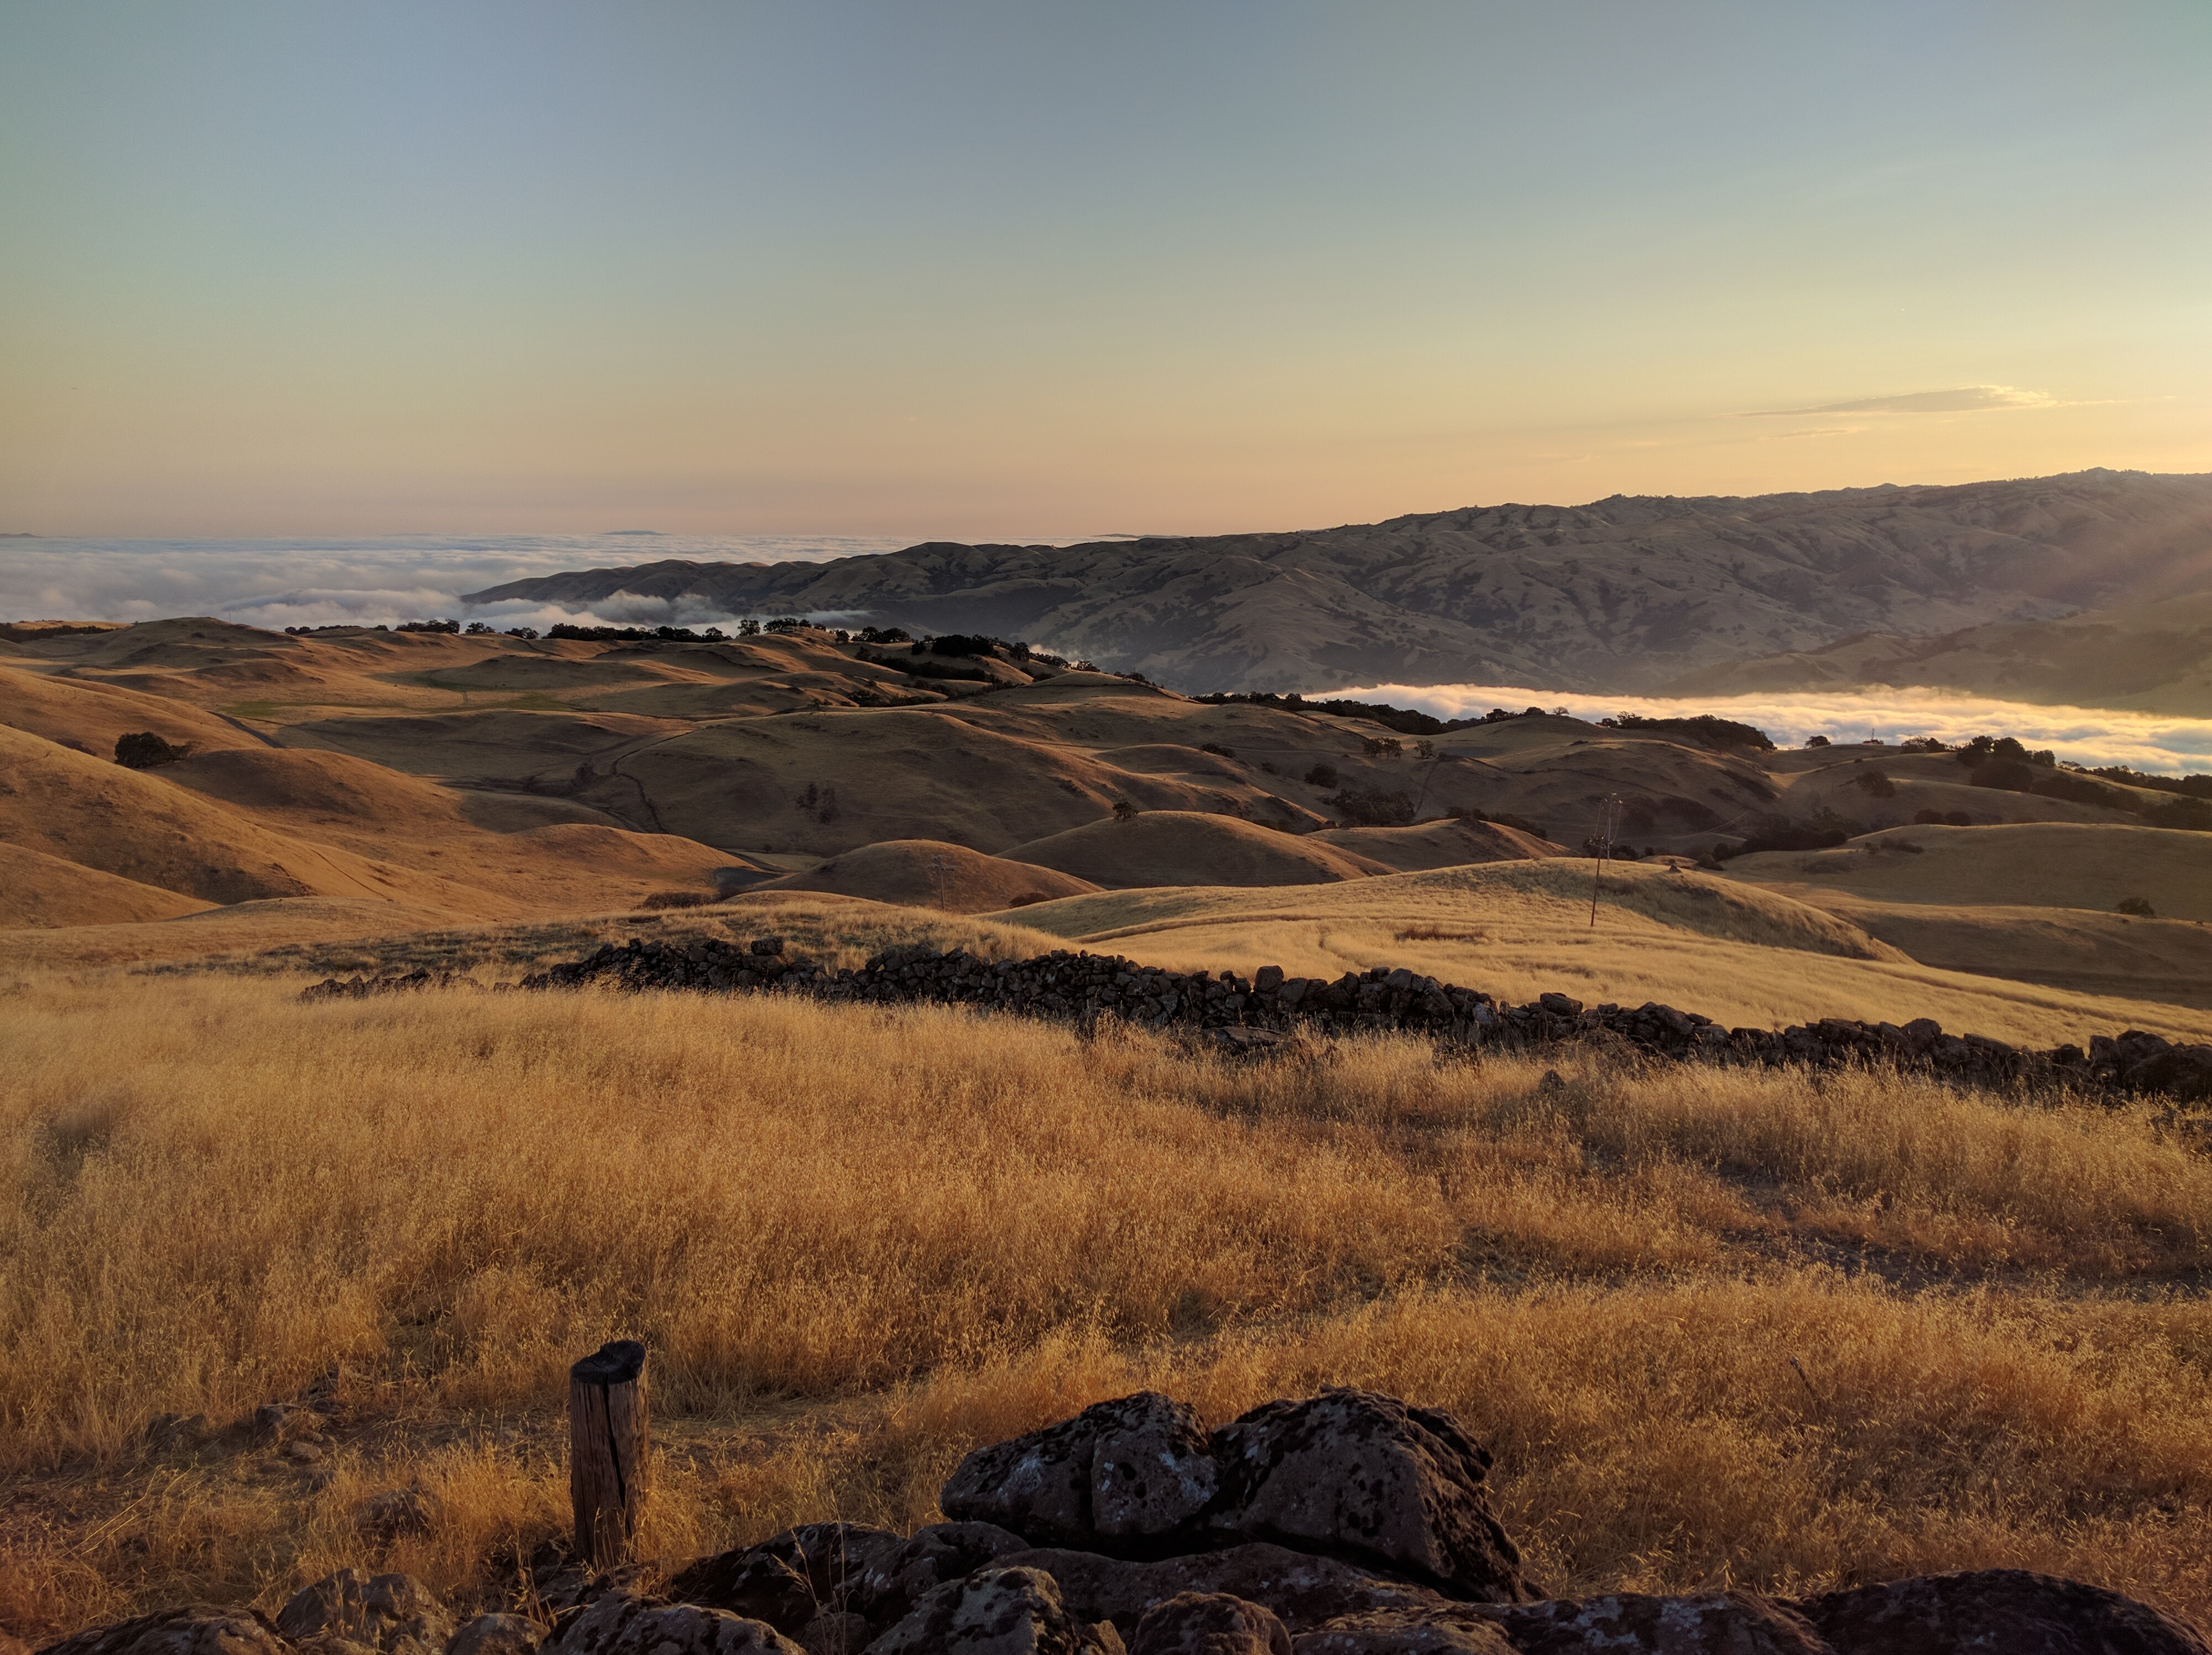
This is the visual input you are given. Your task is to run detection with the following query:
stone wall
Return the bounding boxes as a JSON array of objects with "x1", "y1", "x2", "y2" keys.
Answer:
[{"x1": 409, "y1": 935, "x2": 2212, "y2": 1105}]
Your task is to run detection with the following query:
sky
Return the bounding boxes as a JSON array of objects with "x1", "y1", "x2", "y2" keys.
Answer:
[{"x1": 3, "y1": 2, "x2": 2208, "y2": 539}]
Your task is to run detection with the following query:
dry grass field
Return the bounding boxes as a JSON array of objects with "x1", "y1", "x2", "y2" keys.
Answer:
[
  {"x1": 1003, "y1": 860, "x2": 2212, "y2": 1046},
  {"x1": 6, "y1": 615, "x2": 2212, "y2": 1647},
  {"x1": 6, "y1": 974, "x2": 2211, "y2": 1642}
]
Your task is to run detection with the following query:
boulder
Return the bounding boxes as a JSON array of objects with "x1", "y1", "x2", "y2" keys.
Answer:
[
  {"x1": 864, "y1": 1567, "x2": 1126, "y2": 1654},
  {"x1": 1489, "y1": 1594, "x2": 1829, "y2": 1653},
  {"x1": 1130, "y1": 1594, "x2": 1292, "y2": 1655},
  {"x1": 1207, "y1": 1391, "x2": 1526, "y2": 1602},
  {"x1": 277, "y1": 1572, "x2": 453, "y2": 1655},
  {"x1": 1796, "y1": 1569, "x2": 2211, "y2": 1655},
  {"x1": 445, "y1": 1617, "x2": 543, "y2": 1655},
  {"x1": 542, "y1": 1596, "x2": 799, "y2": 1655},
  {"x1": 941, "y1": 1394, "x2": 1218, "y2": 1551},
  {"x1": 663, "y1": 1525, "x2": 901, "y2": 1635},
  {"x1": 2124, "y1": 1044, "x2": 2212, "y2": 1104},
  {"x1": 36, "y1": 1607, "x2": 289, "y2": 1655},
  {"x1": 995, "y1": 1545, "x2": 1448, "y2": 1636},
  {"x1": 1288, "y1": 1606, "x2": 1512, "y2": 1653},
  {"x1": 843, "y1": 1522, "x2": 1031, "y2": 1629}
]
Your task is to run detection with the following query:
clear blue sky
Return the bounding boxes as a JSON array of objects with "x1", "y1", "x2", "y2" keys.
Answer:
[{"x1": 3, "y1": 1, "x2": 2206, "y2": 535}]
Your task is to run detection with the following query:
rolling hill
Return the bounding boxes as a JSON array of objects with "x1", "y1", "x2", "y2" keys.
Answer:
[{"x1": 463, "y1": 469, "x2": 2212, "y2": 697}]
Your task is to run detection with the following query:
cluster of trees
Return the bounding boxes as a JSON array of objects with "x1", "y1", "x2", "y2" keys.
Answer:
[{"x1": 1598, "y1": 712, "x2": 1776, "y2": 751}]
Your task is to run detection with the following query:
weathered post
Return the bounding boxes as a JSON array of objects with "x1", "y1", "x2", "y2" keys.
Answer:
[{"x1": 569, "y1": 1339, "x2": 648, "y2": 1568}]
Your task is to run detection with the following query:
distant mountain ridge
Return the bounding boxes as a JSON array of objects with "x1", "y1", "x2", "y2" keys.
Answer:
[{"x1": 463, "y1": 469, "x2": 2212, "y2": 695}]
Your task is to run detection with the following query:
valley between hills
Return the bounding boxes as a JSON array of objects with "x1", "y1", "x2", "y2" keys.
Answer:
[{"x1": 2, "y1": 610, "x2": 2208, "y2": 1031}]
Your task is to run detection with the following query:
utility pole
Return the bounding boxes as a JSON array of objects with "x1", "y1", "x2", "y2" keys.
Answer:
[
  {"x1": 1589, "y1": 794, "x2": 1619, "y2": 929},
  {"x1": 928, "y1": 856, "x2": 954, "y2": 912}
]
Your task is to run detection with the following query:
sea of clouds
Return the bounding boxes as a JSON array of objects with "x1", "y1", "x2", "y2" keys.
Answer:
[
  {"x1": 1323, "y1": 682, "x2": 2212, "y2": 776},
  {"x1": 0, "y1": 534, "x2": 919, "y2": 637},
  {"x1": 6, "y1": 537, "x2": 2206, "y2": 775}
]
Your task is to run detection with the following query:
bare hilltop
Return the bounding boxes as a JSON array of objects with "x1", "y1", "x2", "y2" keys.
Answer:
[{"x1": 466, "y1": 468, "x2": 2212, "y2": 696}]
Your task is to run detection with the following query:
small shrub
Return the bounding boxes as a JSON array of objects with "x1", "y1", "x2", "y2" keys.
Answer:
[
  {"x1": 1971, "y1": 759, "x2": 2037, "y2": 792},
  {"x1": 1305, "y1": 763, "x2": 1340, "y2": 789},
  {"x1": 1327, "y1": 787, "x2": 1416, "y2": 826},
  {"x1": 930, "y1": 633, "x2": 998, "y2": 658},
  {"x1": 2146, "y1": 797, "x2": 2212, "y2": 832},
  {"x1": 1805, "y1": 734, "x2": 1830, "y2": 748},
  {"x1": 1200, "y1": 742, "x2": 1235, "y2": 758},
  {"x1": 638, "y1": 889, "x2": 721, "y2": 910},
  {"x1": 1362, "y1": 736, "x2": 1404, "y2": 758},
  {"x1": 114, "y1": 732, "x2": 191, "y2": 769},
  {"x1": 1945, "y1": 810, "x2": 1972, "y2": 826},
  {"x1": 1112, "y1": 799, "x2": 1139, "y2": 822},
  {"x1": 1855, "y1": 770, "x2": 1896, "y2": 798},
  {"x1": 2116, "y1": 896, "x2": 2156, "y2": 918},
  {"x1": 1599, "y1": 712, "x2": 1776, "y2": 751},
  {"x1": 1731, "y1": 809, "x2": 1864, "y2": 855},
  {"x1": 1913, "y1": 808, "x2": 1946, "y2": 825}
]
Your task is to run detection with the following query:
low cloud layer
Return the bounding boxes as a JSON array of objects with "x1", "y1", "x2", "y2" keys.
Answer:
[
  {"x1": 1325, "y1": 681, "x2": 2212, "y2": 776},
  {"x1": 0, "y1": 534, "x2": 918, "y2": 632}
]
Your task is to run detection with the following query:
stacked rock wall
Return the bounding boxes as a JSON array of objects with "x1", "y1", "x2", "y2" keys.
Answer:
[{"x1": 425, "y1": 936, "x2": 2212, "y2": 1105}]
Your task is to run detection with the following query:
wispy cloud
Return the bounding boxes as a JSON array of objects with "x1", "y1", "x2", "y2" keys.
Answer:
[
  {"x1": 1322, "y1": 681, "x2": 2212, "y2": 776},
  {"x1": 1743, "y1": 384, "x2": 2058, "y2": 418}
]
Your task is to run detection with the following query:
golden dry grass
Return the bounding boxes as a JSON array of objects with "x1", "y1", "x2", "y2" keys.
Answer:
[
  {"x1": 999, "y1": 860, "x2": 2212, "y2": 1045},
  {"x1": 5, "y1": 975, "x2": 2211, "y2": 1641}
]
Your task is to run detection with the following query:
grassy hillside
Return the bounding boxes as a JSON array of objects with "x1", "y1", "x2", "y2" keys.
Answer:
[
  {"x1": 4, "y1": 977, "x2": 2209, "y2": 1641},
  {"x1": 995, "y1": 861, "x2": 2212, "y2": 1046}
]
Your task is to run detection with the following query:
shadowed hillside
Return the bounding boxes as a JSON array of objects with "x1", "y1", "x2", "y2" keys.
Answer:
[{"x1": 463, "y1": 469, "x2": 2212, "y2": 695}]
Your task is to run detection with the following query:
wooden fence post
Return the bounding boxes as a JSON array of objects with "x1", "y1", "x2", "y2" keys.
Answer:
[{"x1": 569, "y1": 1339, "x2": 648, "y2": 1568}]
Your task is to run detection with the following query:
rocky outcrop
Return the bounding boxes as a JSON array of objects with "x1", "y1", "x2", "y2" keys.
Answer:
[
  {"x1": 1797, "y1": 1568, "x2": 2212, "y2": 1655},
  {"x1": 845, "y1": 1523, "x2": 1035, "y2": 1630},
  {"x1": 1287, "y1": 1605, "x2": 1512, "y2": 1653},
  {"x1": 36, "y1": 1608, "x2": 289, "y2": 1655},
  {"x1": 863, "y1": 1568, "x2": 1125, "y2": 1655},
  {"x1": 994, "y1": 1548, "x2": 1449, "y2": 1638},
  {"x1": 445, "y1": 1620, "x2": 541, "y2": 1655},
  {"x1": 1489, "y1": 1594, "x2": 1830, "y2": 1654},
  {"x1": 942, "y1": 1391, "x2": 1522, "y2": 1602},
  {"x1": 541, "y1": 1596, "x2": 798, "y2": 1655},
  {"x1": 299, "y1": 970, "x2": 478, "y2": 1001},
  {"x1": 663, "y1": 1521, "x2": 1036, "y2": 1644},
  {"x1": 1206, "y1": 1394, "x2": 1522, "y2": 1604},
  {"x1": 276, "y1": 1574, "x2": 451, "y2": 1655},
  {"x1": 509, "y1": 939, "x2": 2212, "y2": 1106},
  {"x1": 662, "y1": 1525, "x2": 902, "y2": 1637},
  {"x1": 942, "y1": 1394, "x2": 1218, "y2": 1552},
  {"x1": 39, "y1": 1397, "x2": 2211, "y2": 1655},
  {"x1": 1129, "y1": 1594, "x2": 1290, "y2": 1655}
]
